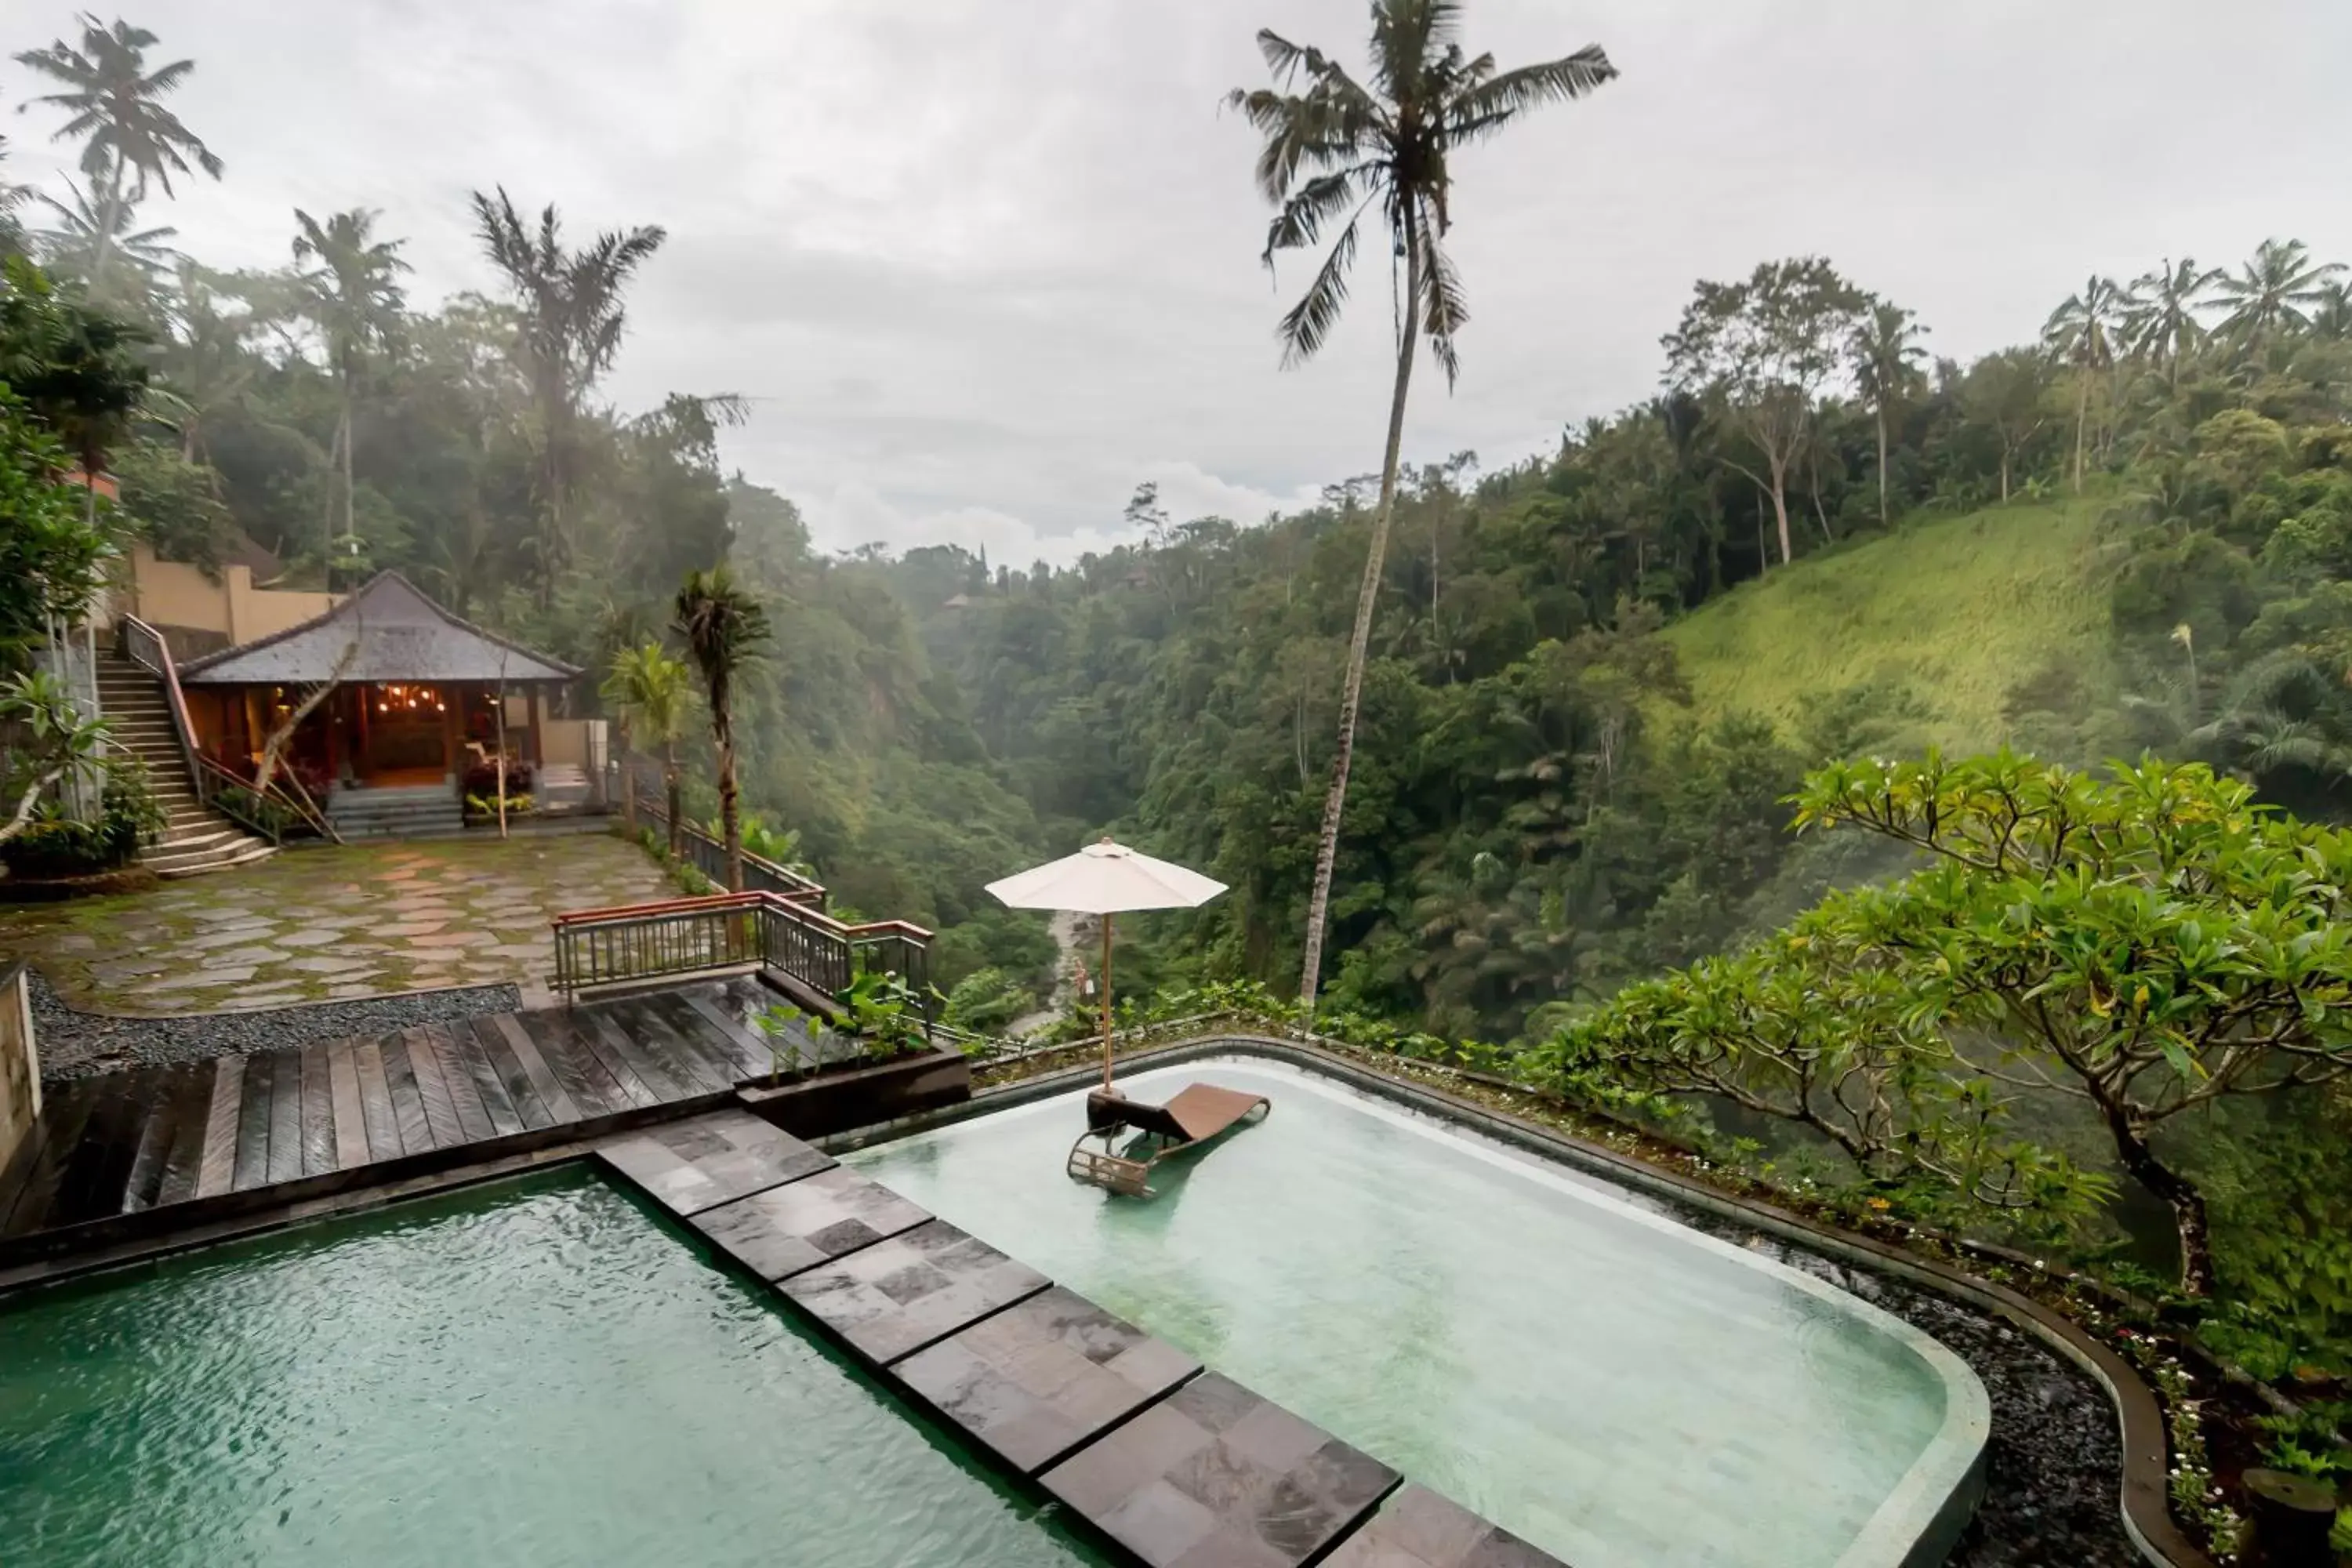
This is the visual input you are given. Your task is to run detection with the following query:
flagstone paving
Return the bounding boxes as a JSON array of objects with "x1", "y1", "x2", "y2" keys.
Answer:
[{"x1": 0, "y1": 833, "x2": 675, "y2": 1016}]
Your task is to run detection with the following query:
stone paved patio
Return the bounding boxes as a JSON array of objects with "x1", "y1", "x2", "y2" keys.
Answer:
[{"x1": 0, "y1": 833, "x2": 673, "y2": 1015}]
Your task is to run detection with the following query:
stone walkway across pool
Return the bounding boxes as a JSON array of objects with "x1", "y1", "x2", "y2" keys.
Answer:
[
  {"x1": 600, "y1": 1111, "x2": 1567, "y2": 1568},
  {"x1": 0, "y1": 833, "x2": 673, "y2": 1015}
]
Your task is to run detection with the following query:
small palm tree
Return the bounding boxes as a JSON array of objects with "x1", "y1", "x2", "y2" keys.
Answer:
[
  {"x1": 1848, "y1": 299, "x2": 1927, "y2": 525},
  {"x1": 2211, "y1": 238, "x2": 2346, "y2": 347},
  {"x1": 292, "y1": 208, "x2": 410, "y2": 585},
  {"x1": 33, "y1": 180, "x2": 178, "y2": 304},
  {"x1": 602, "y1": 642, "x2": 694, "y2": 855},
  {"x1": 2042, "y1": 274, "x2": 2131, "y2": 492},
  {"x1": 2122, "y1": 257, "x2": 2221, "y2": 388},
  {"x1": 1227, "y1": 0, "x2": 1617, "y2": 1010},
  {"x1": 674, "y1": 568, "x2": 771, "y2": 891},
  {"x1": 14, "y1": 16, "x2": 220, "y2": 297}
]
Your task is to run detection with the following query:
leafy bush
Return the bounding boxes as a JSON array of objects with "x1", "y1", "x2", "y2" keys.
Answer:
[
  {"x1": 0, "y1": 758, "x2": 165, "y2": 875},
  {"x1": 940, "y1": 967, "x2": 1036, "y2": 1034}
]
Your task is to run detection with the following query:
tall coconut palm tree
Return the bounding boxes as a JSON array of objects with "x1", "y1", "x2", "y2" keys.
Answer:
[
  {"x1": 14, "y1": 16, "x2": 220, "y2": 298},
  {"x1": 2042, "y1": 274, "x2": 2131, "y2": 492},
  {"x1": 2212, "y1": 238, "x2": 2347, "y2": 347},
  {"x1": 2122, "y1": 257, "x2": 2221, "y2": 388},
  {"x1": 292, "y1": 208, "x2": 410, "y2": 585},
  {"x1": 1227, "y1": 0, "x2": 1617, "y2": 1011},
  {"x1": 469, "y1": 187, "x2": 666, "y2": 604},
  {"x1": 601, "y1": 641, "x2": 694, "y2": 851},
  {"x1": 1847, "y1": 299, "x2": 1926, "y2": 525},
  {"x1": 2311, "y1": 281, "x2": 2352, "y2": 345},
  {"x1": 33, "y1": 180, "x2": 177, "y2": 306},
  {"x1": 674, "y1": 568, "x2": 771, "y2": 891}
]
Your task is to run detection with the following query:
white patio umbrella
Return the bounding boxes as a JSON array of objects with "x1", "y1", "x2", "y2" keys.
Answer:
[{"x1": 985, "y1": 837, "x2": 1227, "y2": 1090}]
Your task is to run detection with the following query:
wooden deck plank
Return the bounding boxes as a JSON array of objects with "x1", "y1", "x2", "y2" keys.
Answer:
[
  {"x1": 48, "y1": 1078, "x2": 147, "y2": 1225},
  {"x1": 470, "y1": 1016, "x2": 552, "y2": 1131},
  {"x1": 452, "y1": 1018, "x2": 528, "y2": 1136},
  {"x1": 353, "y1": 1037, "x2": 405, "y2": 1162},
  {"x1": 327, "y1": 1040, "x2": 369, "y2": 1170},
  {"x1": 298, "y1": 1044, "x2": 336, "y2": 1177},
  {"x1": 491, "y1": 1014, "x2": 581, "y2": 1125},
  {"x1": 230, "y1": 1047, "x2": 276, "y2": 1192},
  {"x1": 265, "y1": 1049, "x2": 305, "y2": 1185},
  {"x1": 582, "y1": 1007, "x2": 690, "y2": 1102},
  {"x1": 2, "y1": 1081, "x2": 107, "y2": 1235},
  {"x1": 563, "y1": 1009, "x2": 656, "y2": 1109},
  {"x1": 379, "y1": 1035, "x2": 432, "y2": 1155},
  {"x1": 193, "y1": 1054, "x2": 245, "y2": 1199},
  {"x1": 423, "y1": 1024, "x2": 496, "y2": 1144},
  {"x1": 517, "y1": 1012, "x2": 620, "y2": 1119},
  {"x1": 681, "y1": 989, "x2": 773, "y2": 1077},
  {"x1": 154, "y1": 1060, "x2": 218, "y2": 1207},
  {"x1": 653, "y1": 992, "x2": 763, "y2": 1085},
  {"x1": 118, "y1": 1069, "x2": 187, "y2": 1213},
  {"x1": 623, "y1": 996, "x2": 737, "y2": 1095},
  {"x1": 402, "y1": 1028, "x2": 466, "y2": 1149}
]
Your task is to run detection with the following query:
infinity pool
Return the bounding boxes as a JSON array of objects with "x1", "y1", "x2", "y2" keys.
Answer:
[
  {"x1": 0, "y1": 1172, "x2": 1105, "y2": 1568},
  {"x1": 845, "y1": 1057, "x2": 1987, "y2": 1568}
]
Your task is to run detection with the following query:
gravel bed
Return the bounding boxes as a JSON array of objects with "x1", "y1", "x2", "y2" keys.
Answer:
[{"x1": 29, "y1": 970, "x2": 523, "y2": 1082}]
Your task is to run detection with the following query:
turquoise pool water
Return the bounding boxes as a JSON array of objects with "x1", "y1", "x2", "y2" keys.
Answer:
[
  {"x1": 0, "y1": 1172, "x2": 1107, "y2": 1568},
  {"x1": 845, "y1": 1058, "x2": 1987, "y2": 1568}
]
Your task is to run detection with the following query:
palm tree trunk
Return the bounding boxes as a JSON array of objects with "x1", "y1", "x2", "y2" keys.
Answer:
[
  {"x1": 339, "y1": 372, "x2": 356, "y2": 557},
  {"x1": 1768, "y1": 453, "x2": 1794, "y2": 566},
  {"x1": 717, "y1": 716, "x2": 743, "y2": 893},
  {"x1": 1875, "y1": 405, "x2": 1890, "y2": 524},
  {"x1": 664, "y1": 740, "x2": 682, "y2": 860},
  {"x1": 1298, "y1": 238, "x2": 1421, "y2": 1011},
  {"x1": 89, "y1": 157, "x2": 125, "y2": 299},
  {"x1": 2071, "y1": 372, "x2": 2089, "y2": 492},
  {"x1": 616, "y1": 721, "x2": 637, "y2": 833}
]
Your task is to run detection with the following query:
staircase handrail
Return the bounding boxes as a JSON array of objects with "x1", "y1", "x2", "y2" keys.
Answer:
[
  {"x1": 194, "y1": 753, "x2": 341, "y2": 846},
  {"x1": 115, "y1": 615, "x2": 204, "y2": 798}
]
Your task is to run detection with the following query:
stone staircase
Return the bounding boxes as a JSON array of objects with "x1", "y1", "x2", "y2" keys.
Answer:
[
  {"x1": 328, "y1": 782, "x2": 463, "y2": 840},
  {"x1": 92, "y1": 655, "x2": 278, "y2": 879}
]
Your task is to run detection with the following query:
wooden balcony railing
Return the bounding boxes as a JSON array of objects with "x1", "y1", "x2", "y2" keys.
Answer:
[{"x1": 550, "y1": 890, "x2": 932, "y2": 1026}]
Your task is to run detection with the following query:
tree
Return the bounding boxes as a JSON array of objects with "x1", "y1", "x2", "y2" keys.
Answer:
[
  {"x1": 31, "y1": 180, "x2": 177, "y2": 306},
  {"x1": 0, "y1": 368, "x2": 108, "y2": 671},
  {"x1": 1226, "y1": 0, "x2": 1617, "y2": 1010},
  {"x1": 2212, "y1": 238, "x2": 2347, "y2": 347},
  {"x1": 1663, "y1": 257, "x2": 1867, "y2": 568},
  {"x1": 675, "y1": 568, "x2": 771, "y2": 891},
  {"x1": 292, "y1": 208, "x2": 410, "y2": 583},
  {"x1": 2042, "y1": 274, "x2": 2131, "y2": 492},
  {"x1": 468, "y1": 188, "x2": 666, "y2": 603},
  {"x1": 0, "y1": 670, "x2": 112, "y2": 844},
  {"x1": 1848, "y1": 299, "x2": 1927, "y2": 526},
  {"x1": 0, "y1": 253, "x2": 149, "y2": 499},
  {"x1": 2124, "y1": 256, "x2": 2220, "y2": 389},
  {"x1": 0, "y1": 136, "x2": 32, "y2": 256},
  {"x1": 1784, "y1": 753, "x2": 2352, "y2": 1296},
  {"x1": 1958, "y1": 348, "x2": 2051, "y2": 502},
  {"x1": 13, "y1": 15, "x2": 220, "y2": 299},
  {"x1": 603, "y1": 641, "x2": 693, "y2": 855}
]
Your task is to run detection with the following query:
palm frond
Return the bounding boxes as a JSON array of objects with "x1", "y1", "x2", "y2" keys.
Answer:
[
  {"x1": 1275, "y1": 209, "x2": 1362, "y2": 369},
  {"x1": 1261, "y1": 168, "x2": 1373, "y2": 263},
  {"x1": 1412, "y1": 214, "x2": 1467, "y2": 387},
  {"x1": 1446, "y1": 45, "x2": 1617, "y2": 141}
]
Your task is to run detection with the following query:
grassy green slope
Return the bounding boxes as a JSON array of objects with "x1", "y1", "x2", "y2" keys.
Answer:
[{"x1": 1662, "y1": 496, "x2": 2114, "y2": 755}]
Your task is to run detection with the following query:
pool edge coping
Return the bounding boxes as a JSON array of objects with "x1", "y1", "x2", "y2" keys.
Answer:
[{"x1": 837, "y1": 1033, "x2": 2212, "y2": 1568}]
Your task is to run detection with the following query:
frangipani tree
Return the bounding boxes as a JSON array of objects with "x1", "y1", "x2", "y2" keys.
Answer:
[{"x1": 1552, "y1": 750, "x2": 2352, "y2": 1297}]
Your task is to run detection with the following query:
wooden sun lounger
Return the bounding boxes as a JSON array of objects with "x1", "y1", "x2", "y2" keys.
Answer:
[{"x1": 1068, "y1": 1083, "x2": 1270, "y2": 1196}]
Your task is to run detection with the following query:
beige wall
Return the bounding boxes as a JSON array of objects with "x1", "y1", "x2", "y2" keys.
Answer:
[
  {"x1": 0, "y1": 966, "x2": 38, "y2": 1183},
  {"x1": 540, "y1": 717, "x2": 604, "y2": 770},
  {"x1": 121, "y1": 546, "x2": 339, "y2": 647}
]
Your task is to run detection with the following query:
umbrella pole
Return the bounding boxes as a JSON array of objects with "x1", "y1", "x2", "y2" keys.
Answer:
[{"x1": 1099, "y1": 911, "x2": 1115, "y2": 1091}]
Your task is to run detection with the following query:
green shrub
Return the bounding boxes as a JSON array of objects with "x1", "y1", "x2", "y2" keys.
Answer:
[{"x1": 0, "y1": 758, "x2": 165, "y2": 876}]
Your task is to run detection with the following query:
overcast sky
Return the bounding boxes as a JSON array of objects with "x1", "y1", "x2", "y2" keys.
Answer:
[{"x1": 6, "y1": 2, "x2": 2350, "y2": 562}]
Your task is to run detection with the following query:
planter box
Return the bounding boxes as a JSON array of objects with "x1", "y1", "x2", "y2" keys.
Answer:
[{"x1": 738, "y1": 1046, "x2": 971, "y2": 1139}]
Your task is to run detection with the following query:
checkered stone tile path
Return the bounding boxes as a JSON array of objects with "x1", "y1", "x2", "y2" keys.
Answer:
[{"x1": 1323, "y1": 1485, "x2": 1570, "y2": 1567}]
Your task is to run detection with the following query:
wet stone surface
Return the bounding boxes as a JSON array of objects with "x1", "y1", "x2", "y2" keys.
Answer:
[
  {"x1": 895, "y1": 1286, "x2": 1202, "y2": 1475},
  {"x1": 1039, "y1": 1370, "x2": 1399, "y2": 1568},
  {"x1": 1322, "y1": 1484, "x2": 1566, "y2": 1568},
  {"x1": 598, "y1": 1112, "x2": 833, "y2": 1217},
  {"x1": 689, "y1": 1166, "x2": 931, "y2": 1281},
  {"x1": 0, "y1": 833, "x2": 671, "y2": 1019},
  {"x1": 781, "y1": 1219, "x2": 1050, "y2": 1365}
]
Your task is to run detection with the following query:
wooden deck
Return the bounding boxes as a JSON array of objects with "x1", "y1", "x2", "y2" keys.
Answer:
[{"x1": 0, "y1": 979, "x2": 817, "y2": 1247}]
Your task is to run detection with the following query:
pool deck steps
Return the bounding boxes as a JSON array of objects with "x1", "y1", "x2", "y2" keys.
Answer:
[{"x1": 594, "y1": 1109, "x2": 1570, "y2": 1568}]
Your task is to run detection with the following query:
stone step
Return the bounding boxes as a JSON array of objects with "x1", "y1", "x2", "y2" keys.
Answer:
[
  {"x1": 152, "y1": 839, "x2": 278, "y2": 879},
  {"x1": 154, "y1": 825, "x2": 248, "y2": 854}
]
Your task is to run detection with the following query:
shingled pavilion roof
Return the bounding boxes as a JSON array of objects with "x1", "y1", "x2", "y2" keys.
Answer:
[{"x1": 180, "y1": 572, "x2": 580, "y2": 685}]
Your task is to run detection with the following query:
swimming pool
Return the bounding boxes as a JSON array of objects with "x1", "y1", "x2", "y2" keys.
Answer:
[
  {"x1": 0, "y1": 1171, "x2": 1108, "y2": 1568},
  {"x1": 844, "y1": 1056, "x2": 1988, "y2": 1568}
]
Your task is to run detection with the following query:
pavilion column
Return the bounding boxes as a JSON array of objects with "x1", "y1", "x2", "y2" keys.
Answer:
[
  {"x1": 527, "y1": 689, "x2": 543, "y2": 769},
  {"x1": 441, "y1": 685, "x2": 463, "y2": 788}
]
